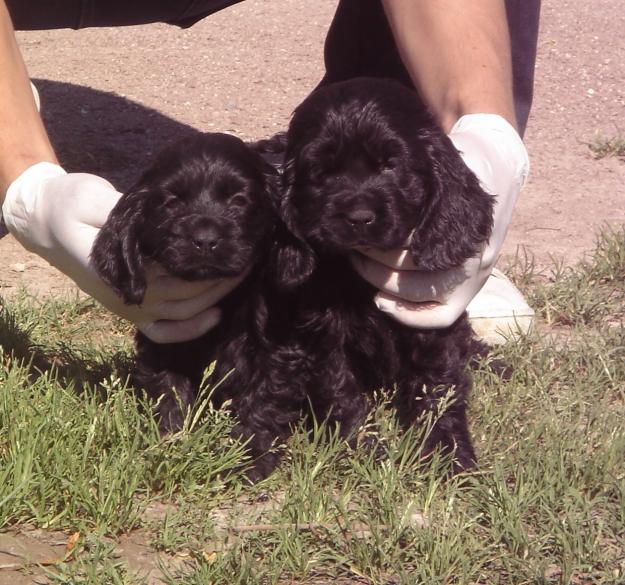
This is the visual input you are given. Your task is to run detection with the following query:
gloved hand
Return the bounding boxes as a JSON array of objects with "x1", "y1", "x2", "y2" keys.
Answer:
[
  {"x1": 351, "y1": 113, "x2": 529, "y2": 328},
  {"x1": 2, "y1": 162, "x2": 244, "y2": 343}
]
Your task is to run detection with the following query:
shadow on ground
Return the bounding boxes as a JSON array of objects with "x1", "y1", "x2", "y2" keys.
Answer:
[
  {"x1": 0, "y1": 297, "x2": 132, "y2": 390},
  {"x1": 35, "y1": 78, "x2": 202, "y2": 191}
]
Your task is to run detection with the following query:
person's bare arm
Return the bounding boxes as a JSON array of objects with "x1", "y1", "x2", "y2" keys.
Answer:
[
  {"x1": 0, "y1": 0, "x2": 57, "y2": 197},
  {"x1": 381, "y1": 0, "x2": 516, "y2": 132}
]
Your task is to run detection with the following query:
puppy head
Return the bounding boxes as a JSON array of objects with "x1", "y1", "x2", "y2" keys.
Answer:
[
  {"x1": 281, "y1": 77, "x2": 494, "y2": 283},
  {"x1": 91, "y1": 133, "x2": 278, "y2": 304}
]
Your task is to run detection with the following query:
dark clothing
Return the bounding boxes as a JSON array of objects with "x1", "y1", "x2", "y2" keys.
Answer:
[
  {"x1": 0, "y1": 0, "x2": 541, "y2": 240},
  {"x1": 6, "y1": 0, "x2": 540, "y2": 134},
  {"x1": 322, "y1": 0, "x2": 540, "y2": 136},
  {"x1": 5, "y1": 0, "x2": 245, "y2": 30},
  {"x1": 506, "y1": 0, "x2": 541, "y2": 135}
]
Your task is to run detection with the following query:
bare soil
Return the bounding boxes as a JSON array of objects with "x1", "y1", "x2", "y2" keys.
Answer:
[
  {"x1": 0, "y1": 1, "x2": 624, "y2": 583},
  {"x1": 1, "y1": 0, "x2": 624, "y2": 297}
]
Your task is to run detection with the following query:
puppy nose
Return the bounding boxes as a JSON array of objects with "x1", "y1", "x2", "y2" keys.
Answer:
[
  {"x1": 191, "y1": 226, "x2": 220, "y2": 251},
  {"x1": 346, "y1": 208, "x2": 376, "y2": 226}
]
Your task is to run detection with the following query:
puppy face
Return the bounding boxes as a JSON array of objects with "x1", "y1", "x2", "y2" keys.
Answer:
[
  {"x1": 92, "y1": 133, "x2": 277, "y2": 304},
  {"x1": 286, "y1": 90, "x2": 425, "y2": 252},
  {"x1": 281, "y1": 77, "x2": 494, "y2": 280},
  {"x1": 136, "y1": 134, "x2": 275, "y2": 279}
]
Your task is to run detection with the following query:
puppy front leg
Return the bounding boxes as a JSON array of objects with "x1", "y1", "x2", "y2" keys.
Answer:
[
  {"x1": 232, "y1": 392, "x2": 306, "y2": 482},
  {"x1": 134, "y1": 364, "x2": 198, "y2": 434},
  {"x1": 231, "y1": 421, "x2": 286, "y2": 483},
  {"x1": 394, "y1": 374, "x2": 476, "y2": 473},
  {"x1": 393, "y1": 328, "x2": 477, "y2": 474},
  {"x1": 134, "y1": 336, "x2": 201, "y2": 434},
  {"x1": 308, "y1": 350, "x2": 371, "y2": 447},
  {"x1": 230, "y1": 348, "x2": 310, "y2": 482}
]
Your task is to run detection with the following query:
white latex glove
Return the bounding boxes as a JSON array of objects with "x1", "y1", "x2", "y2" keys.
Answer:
[
  {"x1": 351, "y1": 113, "x2": 529, "y2": 328},
  {"x1": 2, "y1": 162, "x2": 245, "y2": 343}
]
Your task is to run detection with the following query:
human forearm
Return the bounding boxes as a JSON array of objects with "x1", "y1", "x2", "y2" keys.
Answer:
[
  {"x1": 381, "y1": 0, "x2": 516, "y2": 132},
  {"x1": 0, "y1": 0, "x2": 57, "y2": 198}
]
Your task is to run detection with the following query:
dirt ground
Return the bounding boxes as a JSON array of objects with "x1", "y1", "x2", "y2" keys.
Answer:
[
  {"x1": 0, "y1": 1, "x2": 624, "y2": 583},
  {"x1": 1, "y1": 0, "x2": 624, "y2": 297}
]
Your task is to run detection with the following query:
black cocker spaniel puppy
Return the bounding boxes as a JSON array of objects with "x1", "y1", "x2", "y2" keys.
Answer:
[
  {"x1": 91, "y1": 77, "x2": 493, "y2": 480},
  {"x1": 277, "y1": 77, "x2": 495, "y2": 473},
  {"x1": 91, "y1": 132, "x2": 308, "y2": 481}
]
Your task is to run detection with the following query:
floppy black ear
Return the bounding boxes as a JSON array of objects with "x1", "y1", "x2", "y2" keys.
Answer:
[
  {"x1": 269, "y1": 158, "x2": 317, "y2": 291},
  {"x1": 410, "y1": 131, "x2": 495, "y2": 271},
  {"x1": 91, "y1": 190, "x2": 148, "y2": 305},
  {"x1": 260, "y1": 159, "x2": 284, "y2": 215},
  {"x1": 269, "y1": 223, "x2": 316, "y2": 291}
]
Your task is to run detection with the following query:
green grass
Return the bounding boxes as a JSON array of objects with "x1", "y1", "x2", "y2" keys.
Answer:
[
  {"x1": 1, "y1": 226, "x2": 624, "y2": 584},
  {"x1": 508, "y1": 226, "x2": 625, "y2": 327}
]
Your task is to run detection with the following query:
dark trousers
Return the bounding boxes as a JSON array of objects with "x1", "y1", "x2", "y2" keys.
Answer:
[
  {"x1": 7, "y1": 0, "x2": 540, "y2": 135},
  {"x1": 5, "y1": 0, "x2": 245, "y2": 30},
  {"x1": 321, "y1": 0, "x2": 541, "y2": 136}
]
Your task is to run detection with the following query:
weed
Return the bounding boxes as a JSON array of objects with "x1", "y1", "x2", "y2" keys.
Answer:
[
  {"x1": 1, "y1": 225, "x2": 624, "y2": 583},
  {"x1": 588, "y1": 131, "x2": 625, "y2": 160}
]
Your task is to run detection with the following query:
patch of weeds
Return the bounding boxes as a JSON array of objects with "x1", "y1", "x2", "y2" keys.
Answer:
[
  {"x1": 532, "y1": 258, "x2": 614, "y2": 326},
  {"x1": 504, "y1": 225, "x2": 625, "y2": 327},
  {"x1": 142, "y1": 376, "x2": 249, "y2": 499},
  {"x1": 0, "y1": 344, "x2": 248, "y2": 535},
  {"x1": 0, "y1": 292, "x2": 133, "y2": 390},
  {"x1": 467, "y1": 323, "x2": 625, "y2": 584},
  {"x1": 505, "y1": 244, "x2": 539, "y2": 294},
  {"x1": 1, "y1": 227, "x2": 625, "y2": 583},
  {"x1": 46, "y1": 533, "x2": 144, "y2": 585},
  {"x1": 588, "y1": 130, "x2": 625, "y2": 160},
  {"x1": 0, "y1": 369, "x2": 153, "y2": 532},
  {"x1": 582, "y1": 224, "x2": 625, "y2": 284},
  {"x1": 160, "y1": 538, "x2": 277, "y2": 585},
  {"x1": 160, "y1": 400, "x2": 493, "y2": 584},
  {"x1": 1, "y1": 290, "x2": 132, "y2": 349},
  {"x1": 149, "y1": 504, "x2": 217, "y2": 555}
]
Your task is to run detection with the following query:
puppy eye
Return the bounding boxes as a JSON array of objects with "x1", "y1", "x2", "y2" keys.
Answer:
[
  {"x1": 217, "y1": 178, "x2": 245, "y2": 199},
  {"x1": 378, "y1": 159, "x2": 394, "y2": 172},
  {"x1": 318, "y1": 167, "x2": 342, "y2": 182},
  {"x1": 230, "y1": 194, "x2": 249, "y2": 207}
]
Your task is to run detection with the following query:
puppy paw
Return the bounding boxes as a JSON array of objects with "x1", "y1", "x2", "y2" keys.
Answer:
[
  {"x1": 452, "y1": 436, "x2": 477, "y2": 473},
  {"x1": 243, "y1": 451, "x2": 282, "y2": 483},
  {"x1": 231, "y1": 424, "x2": 283, "y2": 482},
  {"x1": 153, "y1": 395, "x2": 191, "y2": 435},
  {"x1": 354, "y1": 433, "x2": 389, "y2": 461}
]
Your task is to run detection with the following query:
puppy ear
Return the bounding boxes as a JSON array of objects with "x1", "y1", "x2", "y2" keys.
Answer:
[
  {"x1": 269, "y1": 159, "x2": 317, "y2": 290},
  {"x1": 250, "y1": 133, "x2": 287, "y2": 213},
  {"x1": 410, "y1": 131, "x2": 495, "y2": 271},
  {"x1": 270, "y1": 224, "x2": 316, "y2": 291},
  {"x1": 91, "y1": 190, "x2": 148, "y2": 305},
  {"x1": 260, "y1": 161, "x2": 284, "y2": 215}
]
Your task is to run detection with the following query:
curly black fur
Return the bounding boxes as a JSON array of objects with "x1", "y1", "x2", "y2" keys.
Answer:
[
  {"x1": 277, "y1": 78, "x2": 495, "y2": 473},
  {"x1": 90, "y1": 78, "x2": 495, "y2": 479},
  {"x1": 91, "y1": 132, "x2": 308, "y2": 481}
]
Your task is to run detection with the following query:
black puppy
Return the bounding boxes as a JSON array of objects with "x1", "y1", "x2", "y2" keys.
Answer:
[
  {"x1": 278, "y1": 78, "x2": 494, "y2": 472},
  {"x1": 91, "y1": 132, "x2": 308, "y2": 480}
]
